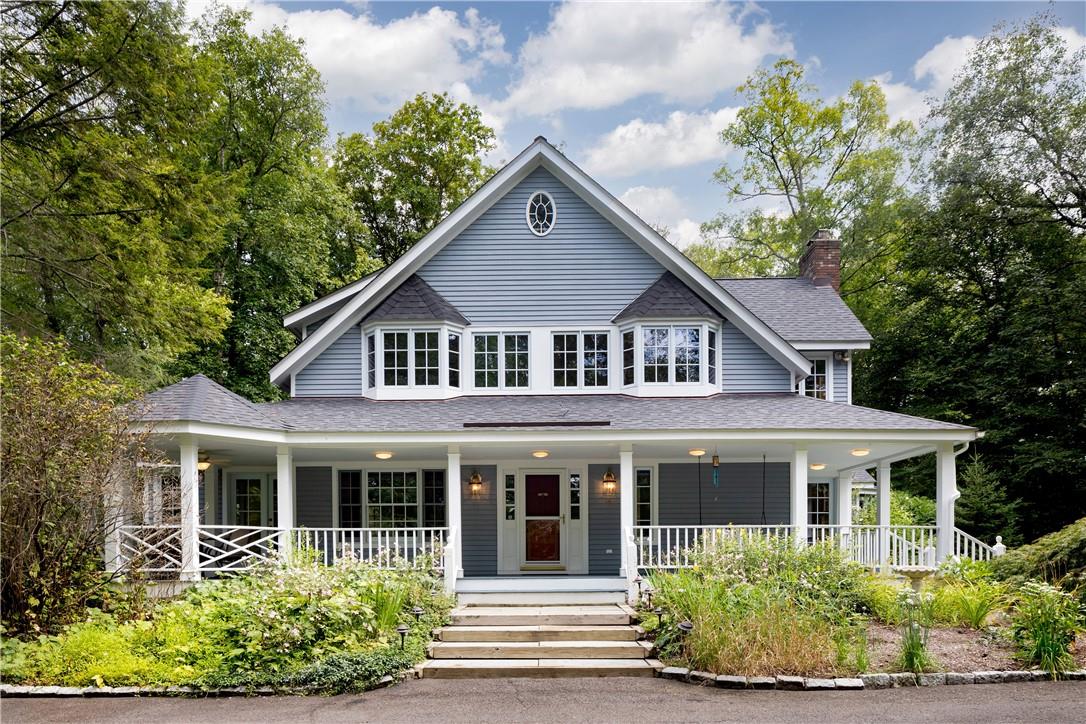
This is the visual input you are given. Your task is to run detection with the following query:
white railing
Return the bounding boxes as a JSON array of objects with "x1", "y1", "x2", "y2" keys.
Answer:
[
  {"x1": 953, "y1": 528, "x2": 999, "y2": 561},
  {"x1": 118, "y1": 525, "x2": 183, "y2": 572},
  {"x1": 811, "y1": 525, "x2": 939, "y2": 568},
  {"x1": 117, "y1": 525, "x2": 448, "y2": 575},
  {"x1": 290, "y1": 527, "x2": 447, "y2": 572},
  {"x1": 633, "y1": 525, "x2": 794, "y2": 569}
]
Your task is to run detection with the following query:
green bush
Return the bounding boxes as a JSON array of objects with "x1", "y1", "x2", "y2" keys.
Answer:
[
  {"x1": 1011, "y1": 580, "x2": 1083, "y2": 675},
  {"x1": 932, "y1": 580, "x2": 1007, "y2": 629},
  {"x1": 992, "y1": 518, "x2": 1086, "y2": 595},
  {"x1": 858, "y1": 576, "x2": 908, "y2": 625},
  {"x1": 855, "y1": 490, "x2": 936, "y2": 526},
  {"x1": 4, "y1": 558, "x2": 452, "y2": 688}
]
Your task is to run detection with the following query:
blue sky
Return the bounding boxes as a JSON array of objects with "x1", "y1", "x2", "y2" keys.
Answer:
[{"x1": 190, "y1": 1, "x2": 1085, "y2": 246}]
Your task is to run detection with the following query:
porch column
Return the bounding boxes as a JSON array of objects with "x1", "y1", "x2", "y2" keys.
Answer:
[
  {"x1": 877, "y1": 462, "x2": 891, "y2": 572},
  {"x1": 179, "y1": 438, "x2": 200, "y2": 581},
  {"x1": 935, "y1": 442, "x2": 958, "y2": 563},
  {"x1": 790, "y1": 447, "x2": 808, "y2": 545},
  {"x1": 102, "y1": 460, "x2": 127, "y2": 573},
  {"x1": 446, "y1": 448, "x2": 463, "y2": 581},
  {"x1": 276, "y1": 445, "x2": 294, "y2": 557},
  {"x1": 619, "y1": 447, "x2": 634, "y2": 577},
  {"x1": 834, "y1": 474, "x2": 852, "y2": 552}
]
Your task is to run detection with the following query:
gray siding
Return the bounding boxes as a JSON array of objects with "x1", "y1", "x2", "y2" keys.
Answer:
[
  {"x1": 295, "y1": 466, "x2": 333, "y2": 527},
  {"x1": 462, "y1": 465, "x2": 497, "y2": 576},
  {"x1": 419, "y1": 167, "x2": 665, "y2": 324},
  {"x1": 295, "y1": 325, "x2": 362, "y2": 397},
  {"x1": 721, "y1": 321, "x2": 792, "y2": 392},
  {"x1": 833, "y1": 355, "x2": 849, "y2": 403},
  {"x1": 657, "y1": 462, "x2": 790, "y2": 525},
  {"x1": 588, "y1": 463, "x2": 621, "y2": 576}
]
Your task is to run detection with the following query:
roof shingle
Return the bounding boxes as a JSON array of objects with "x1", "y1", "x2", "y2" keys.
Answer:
[
  {"x1": 613, "y1": 272, "x2": 719, "y2": 322},
  {"x1": 364, "y1": 274, "x2": 469, "y2": 325},
  {"x1": 717, "y1": 277, "x2": 872, "y2": 344}
]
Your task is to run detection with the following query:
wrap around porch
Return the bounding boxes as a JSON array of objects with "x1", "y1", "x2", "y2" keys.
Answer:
[{"x1": 111, "y1": 435, "x2": 1004, "y2": 597}]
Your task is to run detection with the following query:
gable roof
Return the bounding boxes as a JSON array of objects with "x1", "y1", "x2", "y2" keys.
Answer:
[
  {"x1": 134, "y1": 375, "x2": 283, "y2": 429},
  {"x1": 284, "y1": 268, "x2": 385, "y2": 331},
  {"x1": 364, "y1": 274, "x2": 469, "y2": 325},
  {"x1": 717, "y1": 278, "x2": 872, "y2": 346},
  {"x1": 613, "y1": 271, "x2": 719, "y2": 322},
  {"x1": 269, "y1": 137, "x2": 812, "y2": 387}
]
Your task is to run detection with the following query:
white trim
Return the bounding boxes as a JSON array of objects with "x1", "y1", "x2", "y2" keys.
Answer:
[
  {"x1": 284, "y1": 273, "x2": 381, "y2": 330},
  {"x1": 270, "y1": 139, "x2": 811, "y2": 387},
  {"x1": 847, "y1": 355, "x2": 853, "y2": 405},
  {"x1": 797, "y1": 353, "x2": 833, "y2": 402}
]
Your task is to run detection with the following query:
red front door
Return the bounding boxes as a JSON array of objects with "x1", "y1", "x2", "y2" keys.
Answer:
[{"x1": 524, "y1": 474, "x2": 561, "y2": 562}]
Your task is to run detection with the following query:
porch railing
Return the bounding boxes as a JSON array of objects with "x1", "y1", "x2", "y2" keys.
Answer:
[
  {"x1": 633, "y1": 524, "x2": 1000, "y2": 571},
  {"x1": 117, "y1": 525, "x2": 448, "y2": 575}
]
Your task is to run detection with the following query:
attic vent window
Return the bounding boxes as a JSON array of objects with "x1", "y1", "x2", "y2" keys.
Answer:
[{"x1": 526, "y1": 191, "x2": 556, "y2": 236}]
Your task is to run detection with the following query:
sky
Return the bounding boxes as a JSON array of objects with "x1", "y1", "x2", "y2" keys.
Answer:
[{"x1": 185, "y1": 1, "x2": 1086, "y2": 248}]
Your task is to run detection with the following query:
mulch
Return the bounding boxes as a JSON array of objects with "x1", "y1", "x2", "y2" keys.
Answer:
[{"x1": 866, "y1": 624, "x2": 1086, "y2": 673}]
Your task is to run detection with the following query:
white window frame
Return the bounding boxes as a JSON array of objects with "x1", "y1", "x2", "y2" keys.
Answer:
[
  {"x1": 807, "y1": 480, "x2": 831, "y2": 526},
  {"x1": 621, "y1": 328, "x2": 636, "y2": 388},
  {"x1": 379, "y1": 328, "x2": 443, "y2": 389},
  {"x1": 447, "y1": 331, "x2": 461, "y2": 389},
  {"x1": 641, "y1": 324, "x2": 705, "y2": 386},
  {"x1": 472, "y1": 331, "x2": 531, "y2": 390},
  {"x1": 551, "y1": 330, "x2": 610, "y2": 389},
  {"x1": 525, "y1": 190, "x2": 557, "y2": 236},
  {"x1": 634, "y1": 465, "x2": 656, "y2": 526},
  {"x1": 797, "y1": 354, "x2": 833, "y2": 401}
]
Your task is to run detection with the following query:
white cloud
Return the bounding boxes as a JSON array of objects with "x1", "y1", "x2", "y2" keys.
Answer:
[
  {"x1": 619, "y1": 186, "x2": 703, "y2": 249},
  {"x1": 187, "y1": 1, "x2": 509, "y2": 113},
  {"x1": 583, "y1": 107, "x2": 739, "y2": 177},
  {"x1": 871, "y1": 73, "x2": 930, "y2": 126},
  {"x1": 912, "y1": 35, "x2": 979, "y2": 96},
  {"x1": 500, "y1": 1, "x2": 791, "y2": 117}
]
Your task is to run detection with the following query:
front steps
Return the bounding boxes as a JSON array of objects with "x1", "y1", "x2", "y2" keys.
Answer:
[{"x1": 419, "y1": 596, "x2": 661, "y2": 679}]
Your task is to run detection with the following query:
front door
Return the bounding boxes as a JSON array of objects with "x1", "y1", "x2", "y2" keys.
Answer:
[{"x1": 524, "y1": 473, "x2": 562, "y2": 566}]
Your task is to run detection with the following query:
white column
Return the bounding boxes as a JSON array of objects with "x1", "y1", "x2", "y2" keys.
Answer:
[
  {"x1": 446, "y1": 448, "x2": 463, "y2": 580},
  {"x1": 935, "y1": 442, "x2": 958, "y2": 562},
  {"x1": 877, "y1": 462, "x2": 891, "y2": 572},
  {"x1": 790, "y1": 447, "x2": 808, "y2": 545},
  {"x1": 276, "y1": 445, "x2": 294, "y2": 557},
  {"x1": 102, "y1": 462, "x2": 126, "y2": 573},
  {"x1": 179, "y1": 438, "x2": 200, "y2": 581},
  {"x1": 834, "y1": 474, "x2": 852, "y2": 553},
  {"x1": 619, "y1": 447, "x2": 635, "y2": 599}
]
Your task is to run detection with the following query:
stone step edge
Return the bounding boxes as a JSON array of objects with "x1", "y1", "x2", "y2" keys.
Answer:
[{"x1": 657, "y1": 668, "x2": 1086, "y2": 690}]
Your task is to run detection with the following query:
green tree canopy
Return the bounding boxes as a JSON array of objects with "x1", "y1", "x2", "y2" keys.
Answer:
[
  {"x1": 687, "y1": 59, "x2": 917, "y2": 323},
  {"x1": 1, "y1": 1, "x2": 232, "y2": 382},
  {"x1": 333, "y1": 93, "x2": 495, "y2": 265}
]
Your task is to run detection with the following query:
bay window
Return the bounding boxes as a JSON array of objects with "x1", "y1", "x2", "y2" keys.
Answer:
[
  {"x1": 448, "y1": 332, "x2": 460, "y2": 388},
  {"x1": 643, "y1": 327, "x2": 670, "y2": 383},
  {"x1": 622, "y1": 330, "x2": 635, "y2": 386},
  {"x1": 674, "y1": 327, "x2": 700, "y2": 382},
  {"x1": 383, "y1": 332, "x2": 409, "y2": 386}
]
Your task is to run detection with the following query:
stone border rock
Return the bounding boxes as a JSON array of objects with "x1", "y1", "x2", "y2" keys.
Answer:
[
  {"x1": 0, "y1": 672, "x2": 411, "y2": 698},
  {"x1": 656, "y1": 667, "x2": 1086, "y2": 691}
]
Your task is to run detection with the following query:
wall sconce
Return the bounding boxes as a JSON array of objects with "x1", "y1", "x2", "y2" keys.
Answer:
[
  {"x1": 601, "y1": 468, "x2": 617, "y2": 495},
  {"x1": 834, "y1": 350, "x2": 851, "y2": 362},
  {"x1": 469, "y1": 470, "x2": 483, "y2": 495}
]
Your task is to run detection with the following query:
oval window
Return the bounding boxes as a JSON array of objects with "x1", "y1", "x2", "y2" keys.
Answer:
[{"x1": 526, "y1": 191, "x2": 556, "y2": 236}]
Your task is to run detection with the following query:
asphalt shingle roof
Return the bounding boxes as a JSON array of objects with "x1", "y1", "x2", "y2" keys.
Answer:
[
  {"x1": 134, "y1": 375, "x2": 283, "y2": 428},
  {"x1": 613, "y1": 272, "x2": 720, "y2": 322},
  {"x1": 717, "y1": 277, "x2": 872, "y2": 344},
  {"x1": 364, "y1": 274, "x2": 469, "y2": 325}
]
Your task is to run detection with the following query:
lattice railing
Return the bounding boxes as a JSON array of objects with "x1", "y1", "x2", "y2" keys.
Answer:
[{"x1": 118, "y1": 525, "x2": 183, "y2": 572}]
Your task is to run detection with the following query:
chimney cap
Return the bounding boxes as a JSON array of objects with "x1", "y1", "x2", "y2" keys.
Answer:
[{"x1": 810, "y1": 228, "x2": 837, "y2": 243}]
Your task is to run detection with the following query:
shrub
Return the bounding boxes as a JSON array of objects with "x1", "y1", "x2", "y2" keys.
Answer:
[
  {"x1": 992, "y1": 518, "x2": 1086, "y2": 596},
  {"x1": 855, "y1": 490, "x2": 936, "y2": 526},
  {"x1": 286, "y1": 647, "x2": 416, "y2": 694},
  {"x1": 1011, "y1": 580, "x2": 1083, "y2": 675},
  {"x1": 6, "y1": 558, "x2": 453, "y2": 688},
  {"x1": 857, "y1": 576, "x2": 908, "y2": 625},
  {"x1": 932, "y1": 580, "x2": 1006, "y2": 629}
]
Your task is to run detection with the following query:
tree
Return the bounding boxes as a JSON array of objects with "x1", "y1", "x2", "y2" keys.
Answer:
[
  {"x1": 929, "y1": 15, "x2": 1085, "y2": 231},
  {"x1": 1, "y1": 1, "x2": 232, "y2": 383},
  {"x1": 1, "y1": 334, "x2": 156, "y2": 634},
  {"x1": 333, "y1": 93, "x2": 495, "y2": 265},
  {"x1": 688, "y1": 60, "x2": 916, "y2": 306},
  {"x1": 957, "y1": 454, "x2": 1021, "y2": 547},
  {"x1": 172, "y1": 8, "x2": 370, "y2": 401}
]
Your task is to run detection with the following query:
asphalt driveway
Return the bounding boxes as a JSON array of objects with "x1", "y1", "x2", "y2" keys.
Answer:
[{"x1": 3, "y1": 679, "x2": 1084, "y2": 723}]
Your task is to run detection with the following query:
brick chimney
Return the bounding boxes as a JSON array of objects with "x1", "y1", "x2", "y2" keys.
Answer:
[{"x1": 799, "y1": 229, "x2": 841, "y2": 291}]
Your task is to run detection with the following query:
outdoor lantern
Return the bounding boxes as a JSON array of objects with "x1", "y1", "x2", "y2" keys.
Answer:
[
  {"x1": 678, "y1": 620, "x2": 694, "y2": 636},
  {"x1": 601, "y1": 468, "x2": 617, "y2": 495},
  {"x1": 711, "y1": 454, "x2": 719, "y2": 468},
  {"x1": 653, "y1": 606, "x2": 664, "y2": 625},
  {"x1": 469, "y1": 470, "x2": 483, "y2": 495},
  {"x1": 411, "y1": 606, "x2": 425, "y2": 622},
  {"x1": 645, "y1": 588, "x2": 654, "y2": 607},
  {"x1": 396, "y1": 624, "x2": 410, "y2": 649},
  {"x1": 634, "y1": 575, "x2": 643, "y2": 597}
]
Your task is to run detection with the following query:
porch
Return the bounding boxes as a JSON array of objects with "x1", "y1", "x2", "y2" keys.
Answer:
[{"x1": 110, "y1": 436, "x2": 1003, "y2": 596}]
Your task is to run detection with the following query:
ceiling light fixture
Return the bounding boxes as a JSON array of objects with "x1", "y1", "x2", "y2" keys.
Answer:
[
  {"x1": 809, "y1": 463, "x2": 827, "y2": 471},
  {"x1": 375, "y1": 451, "x2": 393, "y2": 460},
  {"x1": 688, "y1": 448, "x2": 706, "y2": 457},
  {"x1": 850, "y1": 448, "x2": 871, "y2": 457},
  {"x1": 531, "y1": 450, "x2": 550, "y2": 459}
]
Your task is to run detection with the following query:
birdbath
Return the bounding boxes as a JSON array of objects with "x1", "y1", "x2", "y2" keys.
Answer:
[{"x1": 895, "y1": 566, "x2": 935, "y2": 593}]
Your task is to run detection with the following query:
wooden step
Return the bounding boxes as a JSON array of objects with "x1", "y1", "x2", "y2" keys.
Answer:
[
  {"x1": 458, "y1": 591, "x2": 626, "y2": 605},
  {"x1": 419, "y1": 658, "x2": 663, "y2": 679},
  {"x1": 450, "y1": 605, "x2": 630, "y2": 627},
  {"x1": 437, "y1": 624, "x2": 643, "y2": 642},
  {"x1": 430, "y1": 640, "x2": 652, "y2": 659}
]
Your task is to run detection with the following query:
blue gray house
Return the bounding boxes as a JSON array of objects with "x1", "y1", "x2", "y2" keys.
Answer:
[{"x1": 118, "y1": 137, "x2": 999, "y2": 603}]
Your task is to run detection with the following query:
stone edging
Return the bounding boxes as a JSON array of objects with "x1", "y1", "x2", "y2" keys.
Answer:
[
  {"x1": 0, "y1": 672, "x2": 410, "y2": 698},
  {"x1": 658, "y1": 667, "x2": 1086, "y2": 690}
]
